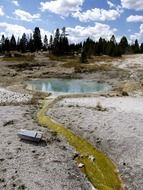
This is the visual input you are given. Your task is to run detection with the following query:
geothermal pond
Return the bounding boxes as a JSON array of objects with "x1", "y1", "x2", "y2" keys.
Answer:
[{"x1": 27, "y1": 78, "x2": 111, "y2": 93}]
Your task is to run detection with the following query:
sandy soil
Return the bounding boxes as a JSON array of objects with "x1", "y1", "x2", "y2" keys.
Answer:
[
  {"x1": 0, "y1": 105, "x2": 94, "y2": 190},
  {"x1": 47, "y1": 96, "x2": 143, "y2": 190}
]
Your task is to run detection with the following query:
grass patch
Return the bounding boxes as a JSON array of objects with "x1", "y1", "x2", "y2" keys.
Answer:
[
  {"x1": 37, "y1": 99, "x2": 124, "y2": 190},
  {"x1": 113, "y1": 81, "x2": 140, "y2": 96},
  {"x1": 88, "y1": 55, "x2": 122, "y2": 63},
  {"x1": 49, "y1": 54, "x2": 114, "y2": 73},
  {"x1": 60, "y1": 55, "x2": 113, "y2": 72},
  {"x1": 74, "y1": 63, "x2": 112, "y2": 73},
  {"x1": 2, "y1": 54, "x2": 34, "y2": 62},
  {"x1": 49, "y1": 54, "x2": 81, "y2": 68},
  {"x1": 48, "y1": 54, "x2": 75, "y2": 62},
  {"x1": 62, "y1": 59, "x2": 80, "y2": 68},
  {"x1": 30, "y1": 91, "x2": 51, "y2": 105}
]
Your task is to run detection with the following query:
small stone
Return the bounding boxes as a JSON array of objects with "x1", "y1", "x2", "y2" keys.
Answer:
[
  {"x1": 0, "y1": 158, "x2": 5, "y2": 162},
  {"x1": 88, "y1": 155, "x2": 96, "y2": 162},
  {"x1": 18, "y1": 184, "x2": 26, "y2": 190},
  {"x1": 80, "y1": 154, "x2": 84, "y2": 159},
  {"x1": 73, "y1": 153, "x2": 79, "y2": 160},
  {"x1": 2, "y1": 168, "x2": 7, "y2": 172},
  {"x1": 78, "y1": 163, "x2": 84, "y2": 168},
  {"x1": 0, "y1": 178, "x2": 5, "y2": 183},
  {"x1": 3, "y1": 120, "x2": 14, "y2": 126},
  {"x1": 13, "y1": 183, "x2": 16, "y2": 187},
  {"x1": 7, "y1": 141, "x2": 12, "y2": 145}
]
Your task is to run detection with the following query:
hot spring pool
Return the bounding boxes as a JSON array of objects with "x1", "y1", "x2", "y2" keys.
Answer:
[{"x1": 27, "y1": 79, "x2": 111, "y2": 93}]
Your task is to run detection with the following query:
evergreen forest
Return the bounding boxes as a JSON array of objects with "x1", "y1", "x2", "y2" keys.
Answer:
[{"x1": 0, "y1": 26, "x2": 143, "y2": 63}]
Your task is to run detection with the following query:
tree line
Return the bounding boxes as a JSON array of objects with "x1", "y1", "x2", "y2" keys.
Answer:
[
  {"x1": 81, "y1": 35, "x2": 143, "y2": 62},
  {"x1": 0, "y1": 26, "x2": 143, "y2": 60}
]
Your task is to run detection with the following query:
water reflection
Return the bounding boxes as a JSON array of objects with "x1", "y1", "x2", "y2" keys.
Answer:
[{"x1": 28, "y1": 79, "x2": 111, "y2": 93}]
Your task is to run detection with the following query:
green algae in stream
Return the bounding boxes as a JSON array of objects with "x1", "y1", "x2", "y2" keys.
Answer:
[{"x1": 37, "y1": 100, "x2": 124, "y2": 190}]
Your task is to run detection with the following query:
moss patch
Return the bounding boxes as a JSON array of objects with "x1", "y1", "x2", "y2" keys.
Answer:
[{"x1": 37, "y1": 100, "x2": 124, "y2": 190}]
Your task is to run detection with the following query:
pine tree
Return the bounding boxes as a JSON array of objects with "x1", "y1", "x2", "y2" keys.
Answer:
[
  {"x1": 59, "y1": 27, "x2": 69, "y2": 55},
  {"x1": 10, "y1": 35, "x2": 16, "y2": 51},
  {"x1": 69, "y1": 43, "x2": 82, "y2": 55},
  {"x1": 102, "y1": 38, "x2": 107, "y2": 55},
  {"x1": 53, "y1": 28, "x2": 60, "y2": 55},
  {"x1": 80, "y1": 50, "x2": 88, "y2": 63},
  {"x1": 106, "y1": 41, "x2": 115, "y2": 56},
  {"x1": 49, "y1": 35, "x2": 53, "y2": 51},
  {"x1": 113, "y1": 44, "x2": 122, "y2": 57},
  {"x1": 97, "y1": 37, "x2": 103, "y2": 55},
  {"x1": 27, "y1": 34, "x2": 35, "y2": 52},
  {"x1": 16, "y1": 37, "x2": 20, "y2": 51},
  {"x1": 19, "y1": 33, "x2": 28, "y2": 53},
  {"x1": 1, "y1": 35, "x2": 5, "y2": 52},
  {"x1": 110, "y1": 35, "x2": 116, "y2": 44},
  {"x1": 119, "y1": 36, "x2": 128, "y2": 54},
  {"x1": 33, "y1": 27, "x2": 42, "y2": 51},
  {"x1": 5, "y1": 38, "x2": 10, "y2": 52},
  {"x1": 43, "y1": 35, "x2": 48, "y2": 51},
  {"x1": 140, "y1": 43, "x2": 143, "y2": 53},
  {"x1": 133, "y1": 39, "x2": 140, "y2": 53},
  {"x1": 83, "y1": 37, "x2": 95, "y2": 57}
]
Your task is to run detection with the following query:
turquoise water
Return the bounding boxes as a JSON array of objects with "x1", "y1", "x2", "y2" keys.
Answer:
[{"x1": 28, "y1": 79, "x2": 111, "y2": 93}]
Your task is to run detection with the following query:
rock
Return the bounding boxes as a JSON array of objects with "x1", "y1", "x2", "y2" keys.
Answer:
[
  {"x1": 0, "y1": 158, "x2": 5, "y2": 162},
  {"x1": 73, "y1": 153, "x2": 79, "y2": 160},
  {"x1": 96, "y1": 138, "x2": 101, "y2": 144},
  {"x1": 18, "y1": 184, "x2": 26, "y2": 190},
  {"x1": 3, "y1": 120, "x2": 14, "y2": 126},
  {"x1": 78, "y1": 163, "x2": 84, "y2": 168},
  {"x1": 80, "y1": 154, "x2": 84, "y2": 159},
  {"x1": 0, "y1": 178, "x2": 5, "y2": 183},
  {"x1": 88, "y1": 155, "x2": 96, "y2": 162},
  {"x1": 32, "y1": 150, "x2": 36, "y2": 153},
  {"x1": 122, "y1": 91, "x2": 129, "y2": 96}
]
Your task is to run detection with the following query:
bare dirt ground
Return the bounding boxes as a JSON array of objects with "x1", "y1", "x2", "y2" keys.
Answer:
[{"x1": 0, "y1": 105, "x2": 94, "y2": 190}]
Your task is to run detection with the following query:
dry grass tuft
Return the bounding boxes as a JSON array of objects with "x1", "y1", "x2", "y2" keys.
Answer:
[
  {"x1": 114, "y1": 81, "x2": 140, "y2": 96},
  {"x1": 2, "y1": 53, "x2": 35, "y2": 62},
  {"x1": 95, "y1": 101, "x2": 108, "y2": 111},
  {"x1": 74, "y1": 63, "x2": 112, "y2": 73},
  {"x1": 49, "y1": 54, "x2": 117, "y2": 73},
  {"x1": 30, "y1": 91, "x2": 50, "y2": 105}
]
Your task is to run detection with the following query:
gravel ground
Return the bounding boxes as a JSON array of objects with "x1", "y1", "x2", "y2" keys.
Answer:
[
  {"x1": 0, "y1": 88, "x2": 32, "y2": 104},
  {"x1": 47, "y1": 96, "x2": 143, "y2": 190},
  {"x1": 0, "y1": 105, "x2": 95, "y2": 190}
]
